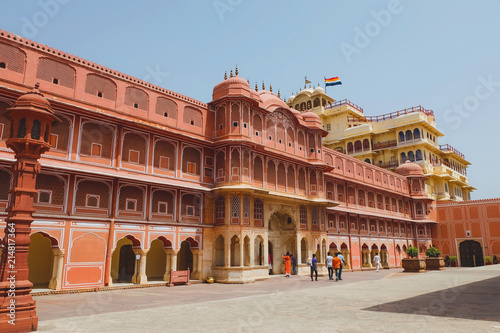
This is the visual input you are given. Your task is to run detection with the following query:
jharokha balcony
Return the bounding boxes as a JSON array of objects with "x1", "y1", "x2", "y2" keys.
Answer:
[
  {"x1": 347, "y1": 105, "x2": 434, "y2": 123},
  {"x1": 439, "y1": 144, "x2": 466, "y2": 160},
  {"x1": 325, "y1": 99, "x2": 364, "y2": 114}
]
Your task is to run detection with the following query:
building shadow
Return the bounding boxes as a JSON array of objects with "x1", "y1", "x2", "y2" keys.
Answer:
[{"x1": 364, "y1": 276, "x2": 500, "y2": 322}]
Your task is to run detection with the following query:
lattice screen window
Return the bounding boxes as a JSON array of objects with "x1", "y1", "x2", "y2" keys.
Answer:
[
  {"x1": 312, "y1": 207, "x2": 319, "y2": 225},
  {"x1": 300, "y1": 206, "x2": 307, "y2": 224},
  {"x1": 231, "y1": 196, "x2": 240, "y2": 218},
  {"x1": 243, "y1": 196, "x2": 250, "y2": 218},
  {"x1": 86, "y1": 194, "x2": 100, "y2": 208},
  {"x1": 158, "y1": 201, "x2": 168, "y2": 214},
  {"x1": 215, "y1": 196, "x2": 225, "y2": 218},
  {"x1": 254, "y1": 199, "x2": 263, "y2": 220},
  {"x1": 321, "y1": 208, "x2": 325, "y2": 227},
  {"x1": 38, "y1": 190, "x2": 52, "y2": 204}
]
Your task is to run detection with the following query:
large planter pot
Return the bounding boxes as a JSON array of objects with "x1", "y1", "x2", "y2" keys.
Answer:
[
  {"x1": 402, "y1": 258, "x2": 426, "y2": 272},
  {"x1": 425, "y1": 257, "x2": 445, "y2": 270}
]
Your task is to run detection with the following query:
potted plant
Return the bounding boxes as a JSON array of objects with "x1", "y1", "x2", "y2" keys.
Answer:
[
  {"x1": 425, "y1": 247, "x2": 445, "y2": 270},
  {"x1": 449, "y1": 256, "x2": 458, "y2": 267},
  {"x1": 485, "y1": 256, "x2": 493, "y2": 265},
  {"x1": 494, "y1": 255, "x2": 498, "y2": 265},
  {"x1": 402, "y1": 246, "x2": 426, "y2": 272},
  {"x1": 444, "y1": 255, "x2": 450, "y2": 267}
]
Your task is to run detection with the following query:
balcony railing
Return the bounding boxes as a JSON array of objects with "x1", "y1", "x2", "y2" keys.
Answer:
[
  {"x1": 373, "y1": 140, "x2": 397, "y2": 150},
  {"x1": 439, "y1": 144, "x2": 465, "y2": 159},
  {"x1": 325, "y1": 99, "x2": 364, "y2": 114},
  {"x1": 347, "y1": 105, "x2": 434, "y2": 123},
  {"x1": 375, "y1": 160, "x2": 399, "y2": 169},
  {"x1": 431, "y1": 158, "x2": 467, "y2": 176}
]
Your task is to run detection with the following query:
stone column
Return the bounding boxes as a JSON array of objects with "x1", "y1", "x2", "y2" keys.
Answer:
[
  {"x1": 225, "y1": 237, "x2": 231, "y2": 267},
  {"x1": 48, "y1": 248, "x2": 65, "y2": 290},
  {"x1": 249, "y1": 236, "x2": 255, "y2": 267},
  {"x1": 239, "y1": 237, "x2": 244, "y2": 267},
  {"x1": 191, "y1": 249, "x2": 201, "y2": 280},
  {"x1": 163, "y1": 249, "x2": 178, "y2": 281},
  {"x1": 296, "y1": 235, "x2": 301, "y2": 265},
  {"x1": 132, "y1": 249, "x2": 148, "y2": 284}
]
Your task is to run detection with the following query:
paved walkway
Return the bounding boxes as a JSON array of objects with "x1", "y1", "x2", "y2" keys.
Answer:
[{"x1": 36, "y1": 266, "x2": 500, "y2": 332}]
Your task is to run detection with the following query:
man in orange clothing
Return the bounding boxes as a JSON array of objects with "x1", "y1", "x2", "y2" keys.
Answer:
[
  {"x1": 282, "y1": 252, "x2": 291, "y2": 277},
  {"x1": 332, "y1": 253, "x2": 342, "y2": 282}
]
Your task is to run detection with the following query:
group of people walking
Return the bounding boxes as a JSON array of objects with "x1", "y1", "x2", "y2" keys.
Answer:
[{"x1": 280, "y1": 251, "x2": 346, "y2": 281}]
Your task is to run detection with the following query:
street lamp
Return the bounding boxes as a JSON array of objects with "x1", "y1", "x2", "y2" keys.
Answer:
[{"x1": 0, "y1": 83, "x2": 60, "y2": 332}]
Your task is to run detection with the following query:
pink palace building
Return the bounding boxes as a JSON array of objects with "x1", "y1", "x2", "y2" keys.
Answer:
[{"x1": 0, "y1": 29, "x2": 499, "y2": 290}]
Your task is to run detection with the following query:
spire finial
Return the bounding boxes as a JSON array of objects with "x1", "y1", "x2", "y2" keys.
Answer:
[
  {"x1": 247, "y1": 78, "x2": 250, "y2": 85},
  {"x1": 277, "y1": 89, "x2": 280, "y2": 98},
  {"x1": 262, "y1": 81, "x2": 265, "y2": 90},
  {"x1": 255, "y1": 83, "x2": 258, "y2": 91},
  {"x1": 269, "y1": 84, "x2": 273, "y2": 92},
  {"x1": 230, "y1": 70, "x2": 233, "y2": 78},
  {"x1": 235, "y1": 65, "x2": 238, "y2": 76},
  {"x1": 224, "y1": 71, "x2": 227, "y2": 80},
  {"x1": 34, "y1": 82, "x2": 40, "y2": 90}
]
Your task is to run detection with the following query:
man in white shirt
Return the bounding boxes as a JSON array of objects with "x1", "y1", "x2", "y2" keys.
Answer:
[
  {"x1": 373, "y1": 253, "x2": 381, "y2": 272},
  {"x1": 326, "y1": 252, "x2": 334, "y2": 280}
]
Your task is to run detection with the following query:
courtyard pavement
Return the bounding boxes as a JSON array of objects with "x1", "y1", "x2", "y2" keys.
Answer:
[{"x1": 36, "y1": 265, "x2": 500, "y2": 332}]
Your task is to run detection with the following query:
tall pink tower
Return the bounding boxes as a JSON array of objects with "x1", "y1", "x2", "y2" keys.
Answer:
[{"x1": 0, "y1": 84, "x2": 59, "y2": 332}]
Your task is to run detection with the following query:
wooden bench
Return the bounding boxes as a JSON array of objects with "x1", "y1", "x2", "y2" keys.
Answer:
[{"x1": 168, "y1": 268, "x2": 191, "y2": 287}]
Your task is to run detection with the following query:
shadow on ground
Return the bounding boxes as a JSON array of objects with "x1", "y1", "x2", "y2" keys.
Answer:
[{"x1": 364, "y1": 276, "x2": 500, "y2": 322}]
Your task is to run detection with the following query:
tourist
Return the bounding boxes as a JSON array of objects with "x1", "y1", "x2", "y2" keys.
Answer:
[
  {"x1": 332, "y1": 253, "x2": 342, "y2": 281},
  {"x1": 291, "y1": 254, "x2": 297, "y2": 275},
  {"x1": 310, "y1": 254, "x2": 318, "y2": 281},
  {"x1": 336, "y1": 252, "x2": 345, "y2": 280},
  {"x1": 282, "y1": 252, "x2": 291, "y2": 277},
  {"x1": 326, "y1": 252, "x2": 334, "y2": 280},
  {"x1": 269, "y1": 253, "x2": 273, "y2": 274},
  {"x1": 373, "y1": 253, "x2": 381, "y2": 272}
]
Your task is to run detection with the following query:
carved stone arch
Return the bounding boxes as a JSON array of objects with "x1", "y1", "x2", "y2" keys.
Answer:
[
  {"x1": 122, "y1": 130, "x2": 149, "y2": 165},
  {"x1": 30, "y1": 231, "x2": 60, "y2": 248},
  {"x1": 74, "y1": 178, "x2": 112, "y2": 211},
  {"x1": 153, "y1": 138, "x2": 177, "y2": 171},
  {"x1": 79, "y1": 119, "x2": 116, "y2": 159}
]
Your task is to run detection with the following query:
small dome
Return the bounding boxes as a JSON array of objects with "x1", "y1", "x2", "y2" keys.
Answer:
[
  {"x1": 17, "y1": 88, "x2": 50, "y2": 107},
  {"x1": 287, "y1": 95, "x2": 295, "y2": 103},
  {"x1": 302, "y1": 111, "x2": 320, "y2": 120},
  {"x1": 395, "y1": 160, "x2": 424, "y2": 176},
  {"x1": 212, "y1": 75, "x2": 252, "y2": 100},
  {"x1": 314, "y1": 86, "x2": 325, "y2": 94}
]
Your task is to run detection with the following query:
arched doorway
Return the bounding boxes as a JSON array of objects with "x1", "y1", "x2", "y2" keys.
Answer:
[
  {"x1": 28, "y1": 233, "x2": 55, "y2": 289},
  {"x1": 268, "y1": 241, "x2": 273, "y2": 274},
  {"x1": 459, "y1": 240, "x2": 484, "y2": 267},
  {"x1": 243, "y1": 236, "x2": 251, "y2": 267},
  {"x1": 178, "y1": 239, "x2": 194, "y2": 272},
  {"x1": 230, "y1": 236, "x2": 241, "y2": 267},
  {"x1": 340, "y1": 243, "x2": 350, "y2": 269},
  {"x1": 268, "y1": 210, "x2": 296, "y2": 275},
  {"x1": 214, "y1": 235, "x2": 225, "y2": 267},
  {"x1": 146, "y1": 238, "x2": 168, "y2": 281},
  {"x1": 371, "y1": 244, "x2": 379, "y2": 266},
  {"x1": 380, "y1": 244, "x2": 389, "y2": 268},
  {"x1": 395, "y1": 245, "x2": 402, "y2": 267},
  {"x1": 254, "y1": 236, "x2": 263, "y2": 266},
  {"x1": 111, "y1": 236, "x2": 141, "y2": 283},
  {"x1": 300, "y1": 238, "x2": 307, "y2": 264},
  {"x1": 361, "y1": 244, "x2": 370, "y2": 268}
]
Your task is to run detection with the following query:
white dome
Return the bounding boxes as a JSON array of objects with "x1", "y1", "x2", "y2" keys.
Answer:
[
  {"x1": 314, "y1": 86, "x2": 325, "y2": 94},
  {"x1": 288, "y1": 95, "x2": 295, "y2": 103}
]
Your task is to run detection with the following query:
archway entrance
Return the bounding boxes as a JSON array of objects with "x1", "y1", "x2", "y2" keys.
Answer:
[
  {"x1": 111, "y1": 236, "x2": 140, "y2": 283},
  {"x1": 28, "y1": 233, "x2": 55, "y2": 288},
  {"x1": 268, "y1": 210, "x2": 296, "y2": 275},
  {"x1": 268, "y1": 241, "x2": 273, "y2": 274},
  {"x1": 178, "y1": 240, "x2": 194, "y2": 272},
  {"x1": 459, "y1": 240, "x2": 484, "y2": 267},
  {"x1": 146, "y1": 238, "x2": 167, "y2": 281}
]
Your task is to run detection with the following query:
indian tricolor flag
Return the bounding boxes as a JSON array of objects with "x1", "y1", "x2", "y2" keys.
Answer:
[{"x1": 325, "y1": 76, "x2": 342, "y2": 87}]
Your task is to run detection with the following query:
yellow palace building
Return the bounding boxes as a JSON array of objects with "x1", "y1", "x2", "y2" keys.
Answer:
[{"x1": 287, "y1": 85, "x2": 475, "y2": 202}]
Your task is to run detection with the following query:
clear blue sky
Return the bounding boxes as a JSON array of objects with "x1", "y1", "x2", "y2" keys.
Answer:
[{"x1": 1, "y1": 0, "x2": 499, "y2": 199}]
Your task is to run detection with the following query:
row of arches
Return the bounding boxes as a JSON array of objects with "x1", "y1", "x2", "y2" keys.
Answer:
[
  {"x1": 216, "y1": 106, "x2": 323, "y2": 158},
  {"x1": 24, "y1": 232, "x2": 201, "y2": 289},
  {"x1": 293, "y1": 97, "x2": 328, "y2": 111}
]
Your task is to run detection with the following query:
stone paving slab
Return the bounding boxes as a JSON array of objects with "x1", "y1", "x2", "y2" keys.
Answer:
[{"x1": 36, "y1": 266, "x2": 500, "y2": 333}]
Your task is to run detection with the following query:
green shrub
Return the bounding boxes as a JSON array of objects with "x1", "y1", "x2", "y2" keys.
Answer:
[
  {"x1": 425, "y1": 247, "x2": 441, "y2": 257},
  {"x1": 449, "y1": 256, "x2": 457, "y2": 263},
  {"x1": 485, "y1": 256, "x2": 493, "y2": 264},
  {"x1": 406, "y1": 246, "x2": 418, "y2": 258}
]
